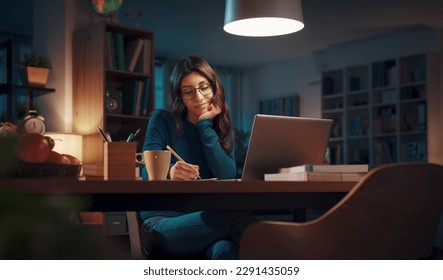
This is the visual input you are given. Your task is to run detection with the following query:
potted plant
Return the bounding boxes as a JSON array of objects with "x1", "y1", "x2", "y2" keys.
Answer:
[{"x1": 20, "y1": 52, "x2": 52, "y2": 88}]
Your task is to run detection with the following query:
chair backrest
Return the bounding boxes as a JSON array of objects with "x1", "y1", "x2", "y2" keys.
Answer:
[
  {"x1": 240, "y1": 163, "x2": 443, "y2": 259},
  {"x1": 321, "y1": 162, "x2": 443, "y2": 259}
]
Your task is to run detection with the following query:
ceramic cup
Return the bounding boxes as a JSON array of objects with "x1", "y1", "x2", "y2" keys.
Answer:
[{"x1": 135, "y1": 150, "x2": 171, "y2": 180}]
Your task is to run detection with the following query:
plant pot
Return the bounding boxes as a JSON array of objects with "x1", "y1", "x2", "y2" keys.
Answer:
[{"x1": 26, "y1": 66, "x2": 50, "y2": 88}]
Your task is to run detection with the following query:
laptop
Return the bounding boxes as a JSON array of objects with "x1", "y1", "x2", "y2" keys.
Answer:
[{"x1": 240, "y1": 114, "x2": 333, "y2": 181}]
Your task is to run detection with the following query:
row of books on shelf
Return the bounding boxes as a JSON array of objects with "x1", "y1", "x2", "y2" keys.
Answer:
[
  {"x1": 402, "y1": 140, "x2": 427, "y2": 162},
  {"x1": 82, "y1": 164, "x2": 142, "y2": 180},
  {"x1": 264, "y1": 164, "x2": 368, "y2": 182},
  {"x1": 372, "y1": 62, "x2": 397, "y2": 88},
  {"x1": 259, "y1": 96, "x2": 299, "y2": 116},
  {"x1": 106, "y1": 31, "x2": 152, "y2": 74},
  {"x1": 374, "y1": 140, "x2": 395, "y2": 164},
  {"x1": 124, "y1": 79, "x2": 151, "y2": 117}
]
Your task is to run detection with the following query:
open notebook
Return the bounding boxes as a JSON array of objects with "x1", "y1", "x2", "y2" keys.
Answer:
[{"x1": 240, "y1": 114, "x2": 333, "y2": 181}]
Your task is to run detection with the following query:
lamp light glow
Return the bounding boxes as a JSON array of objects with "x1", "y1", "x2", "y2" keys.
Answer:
[{"x1": 224, "y1": 0, "x2": 304, "y2": 37}]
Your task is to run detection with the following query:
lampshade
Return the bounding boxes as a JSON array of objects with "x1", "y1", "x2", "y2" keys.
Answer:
[
  {"x1": 224, "y1": 0, "x2": 304, "y2": 37},
  {"x1": 44, "y1": 132, "x2": 83, "y2": 162}
]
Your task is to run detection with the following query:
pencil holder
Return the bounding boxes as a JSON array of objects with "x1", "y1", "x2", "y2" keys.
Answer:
[{"x1": 104, "y1": 142, "x2": 136, "y2": 180}]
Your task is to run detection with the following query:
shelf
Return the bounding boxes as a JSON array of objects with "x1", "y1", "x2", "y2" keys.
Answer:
[
  {"x1": 106, "y1": 69, "x2": 152, "y2": 82},
  {"x1": 322, "y1": 108, "x2": 344, "y2": 114},
  {"x1": 347, "y1": 105, "x2": 369, "y2": 111},
  {"x1": 348, "y1": 135, "x2": 369, "y2": 140},
  {"x1": 373, "y1": 133, "x2": 397, "y2": 138},
  {"x1": 322, "y1": 53, "x2": 434, "y2": 167},
  {"x1": 0, "y1": 83, "x2": 55, "y2": 94},
  {"x1": 322, "y1": 93, "x2": 344, "y2": 99},
  {"x1": 73, "y1": 21, "x2": 155, "y2": 164},
  {"x1": 1, "y1": 83, "x2": 56, "y2": 122},
  {"x1": 106, "y1": 113, "x2": 150, "y2": 121}
]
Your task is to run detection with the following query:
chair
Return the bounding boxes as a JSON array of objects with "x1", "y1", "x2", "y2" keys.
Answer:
[
  {"x1": 126, "y1": 211, "x2": 147, "y2": 259},
  {"x1": 239, "y1": 163, "x2": 443, "y2": 259}
]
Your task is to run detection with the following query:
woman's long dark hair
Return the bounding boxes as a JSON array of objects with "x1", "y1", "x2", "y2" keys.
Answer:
[{"x1": 168, "y1": 56, "x2": 234, "y2": 154}]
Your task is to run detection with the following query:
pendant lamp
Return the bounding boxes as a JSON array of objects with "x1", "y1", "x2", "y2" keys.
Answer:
[{"x1": 224, "y1": 0, "x2": 304, "y2": 37}]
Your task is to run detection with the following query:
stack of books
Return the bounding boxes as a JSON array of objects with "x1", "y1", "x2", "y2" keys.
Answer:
[
  {"x1": 264, "y1": 164, "x2": 369, "y2": 182},
  {"x1": 82, "y1": 164, "x2": 142, "y2": 181}
]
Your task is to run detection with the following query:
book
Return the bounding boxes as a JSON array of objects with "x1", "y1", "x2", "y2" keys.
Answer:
[
  {"x1": 279, "y1": 164, "x2": 368, "y2": 173},
  {"x1": 135, "y1": 39, "x2": 151, "y2": 75},
  {"x1": 106, "y1": 32, "x2": 117, "y2": 69},
  {"x1": 114, "y1": 32, "x2": 126, "y2": 70},
  {"x1": 83, "y1": 163, "x2": 104, "y2": 177},
  {"x1": 122, "y1": 81, "x2": 138, "y2": 115},
  {"x1": 265, "y1": 171, "x2": 367, "y2": 182},
  {"x1": 125, "y1": 38, "x2": 144, "y2": 72},
  {"x1": 134, "y1": 80, "x2": 144, "y2": 116},
  {"x1": 141, "y1": 78, "x2": 151, "y2": 116}
]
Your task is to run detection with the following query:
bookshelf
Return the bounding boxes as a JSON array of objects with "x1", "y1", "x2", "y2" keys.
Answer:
[
  {"x1": 259, "y1": 96, "x2": 299, "y2": 116},
  {"x1": 0, "y1": 37, "x2": 55, "y2": 122},
  {"x1": 322, "y1": 54, "x2": 437, "y2": 168},
  {"x1": 73, "y1": 22, "x2": 155, "y2": 164}
]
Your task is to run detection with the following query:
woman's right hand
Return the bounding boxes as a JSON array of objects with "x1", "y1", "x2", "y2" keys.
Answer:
[{"x1": 170, "y1": 161, "x2": 200, "y2": 180}]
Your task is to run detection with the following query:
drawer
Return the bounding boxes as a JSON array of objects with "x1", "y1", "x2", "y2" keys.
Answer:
[{"x1": 105, "y1": 212, "x2": 128, "y2": 234}]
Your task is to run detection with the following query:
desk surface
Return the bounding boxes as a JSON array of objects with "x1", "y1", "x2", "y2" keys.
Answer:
[{"x1": 0, "y1": 179, "x2": 356, "y2": 211}]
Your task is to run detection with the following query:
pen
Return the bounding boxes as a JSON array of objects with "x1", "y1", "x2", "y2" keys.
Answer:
[
  {"x1": 105, "y1": 132, "x2": 112, "y2": 142},
  {"x1": 132, "y1": 128, "x2": 142, "y2": 140},
  {"x1": 126, "y1": 133, "x2": 134, "y2": 142},
  {"x1": 97, "y1": 125, "x2": 108, "y2": 142},
  {"x1": 166, "y1": 145, "x2": 185, "y2": 162},
  {"x1": 126, "y1": 129, "x2": 142, "y2": 142},
  {"x1": 166, "y1": 145, "x2": 201, "y2": 179}
]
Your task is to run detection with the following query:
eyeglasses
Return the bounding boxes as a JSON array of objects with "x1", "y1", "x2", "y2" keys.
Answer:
[{"x1": 181, "y1": 83, "x2": 213, "y2": 100}]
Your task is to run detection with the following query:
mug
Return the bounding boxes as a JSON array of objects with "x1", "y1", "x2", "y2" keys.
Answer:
[{"x1": 136, "y1": 150, "x2": 171, "y2": 180}]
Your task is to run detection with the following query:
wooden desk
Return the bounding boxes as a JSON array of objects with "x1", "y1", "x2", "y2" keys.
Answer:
[{"x1": 0, "y1": 179, "x2": 355, "y2": 211}]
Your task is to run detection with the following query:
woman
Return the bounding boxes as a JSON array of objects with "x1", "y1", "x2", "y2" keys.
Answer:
[{"x1": 139, "y1": 56, "x2": 256, "y2": 259}]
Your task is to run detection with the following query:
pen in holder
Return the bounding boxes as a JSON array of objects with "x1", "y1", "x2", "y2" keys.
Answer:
[{"x1": 104, "y1": 142, "x2": 136, "y2": 180}]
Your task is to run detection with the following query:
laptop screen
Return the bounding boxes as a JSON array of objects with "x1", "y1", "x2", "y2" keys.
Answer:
[{"x1": 241, "y1": 114, "x2": 333, "y2": 181}]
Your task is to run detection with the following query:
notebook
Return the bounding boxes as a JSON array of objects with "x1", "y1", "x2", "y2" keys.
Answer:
[{"x1": 240, "y1": 114, "x2": 333, "y2": 181}]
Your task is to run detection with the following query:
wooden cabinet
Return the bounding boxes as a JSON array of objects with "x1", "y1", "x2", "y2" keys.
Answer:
[
  {"x1": 73, "y1": 22, "x2": 155, "y2": 164},
  {"x1": 322, "y1": 54, "x2": 438, "y2": 168}
]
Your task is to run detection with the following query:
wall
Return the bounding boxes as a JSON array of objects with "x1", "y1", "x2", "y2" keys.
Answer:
[
  {"x1": 32, "y1": 0, "x2": 71, "y2": 132},
  {"x1": 0, "y1": 0, "x2": 32, "y2": 36},
  {"x1": 241, "y1": 25, "x2": 440, "y2": 131},
  {"x1": 242, "y1": 54, "x2": 320, "y2": 130},
  {"x1": 31, "y1": 0, "x2": 111, "y2": 132}
]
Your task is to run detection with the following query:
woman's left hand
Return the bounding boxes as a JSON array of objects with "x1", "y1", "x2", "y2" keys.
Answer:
[{"x1": 198, "y1": 103, "x2": 221, "y2": 121}]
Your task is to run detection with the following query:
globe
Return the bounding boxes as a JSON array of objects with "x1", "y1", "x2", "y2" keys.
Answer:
[{"x1": 89, "y1": 0, "x2": 123, "y2": 16}]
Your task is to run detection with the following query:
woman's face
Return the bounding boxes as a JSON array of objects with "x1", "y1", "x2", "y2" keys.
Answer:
[{"x1": 180, "y1": 71, "x2": 213, "y2": 123}]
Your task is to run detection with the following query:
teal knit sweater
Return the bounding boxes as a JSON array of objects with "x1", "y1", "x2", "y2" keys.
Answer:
[{"x1": 139, "y1": 110, "x2": 236, "y2": 219}]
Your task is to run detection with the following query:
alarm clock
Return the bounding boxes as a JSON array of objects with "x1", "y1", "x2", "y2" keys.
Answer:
[{"x1": 18, "y1": 110, "x2": 46, "y2": 135}]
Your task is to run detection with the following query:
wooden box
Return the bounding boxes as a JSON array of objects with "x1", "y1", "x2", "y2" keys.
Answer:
[{"x1": 104, "y1": 142, "x2": 136, "y2": 180}]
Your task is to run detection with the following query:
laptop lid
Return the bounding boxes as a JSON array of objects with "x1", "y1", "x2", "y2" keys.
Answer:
[{"x1": 241, "y1": 114, "x2": 333, "y2": 181}]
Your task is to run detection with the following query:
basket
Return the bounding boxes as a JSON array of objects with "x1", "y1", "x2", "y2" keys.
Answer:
[{"x1": 7, "y1": 162, "x2": 82, "y2": 179}]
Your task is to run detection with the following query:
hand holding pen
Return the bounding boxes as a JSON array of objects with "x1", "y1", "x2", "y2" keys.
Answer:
[{"x1": 166, "y1": 145, "x2": 201, "y2": 180}]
